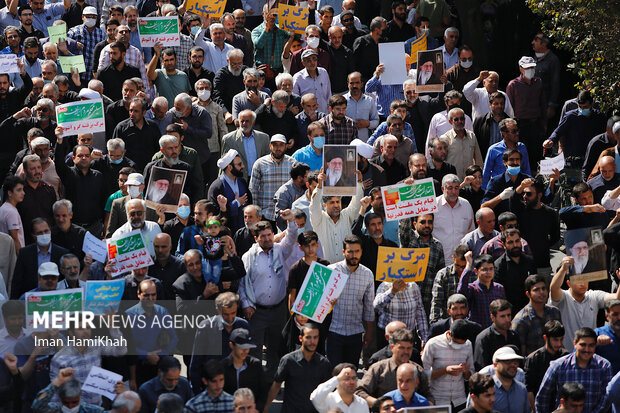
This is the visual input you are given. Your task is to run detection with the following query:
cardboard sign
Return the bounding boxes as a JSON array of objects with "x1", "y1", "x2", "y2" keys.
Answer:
[
  {"x1": 137, "y1": 17, "x2": 180, "y2": 47},
  {"x1": 48, "y1": 22, "x2": 67, "y2": 44},
  {"x1": 0, "y1": 54, "x2": 19, "y2": 73},
  {"x1": 84, "y1": 280, "x2": 125, "y2": 315},
  {"x1": 376, "y1": 246, "x2": 431, "y2": 282},
  {"x1": 379, "y1": 42, "x2": 408, "y2": 85},
  {"x1": 185, "y1": 0, "x2": 227, "y2": 18},
  {"x1": 82, "y1": 366, "x2": 123, "y2": 400},
  {"x1": 292, "y1": 261, "x2": 348, "y2": 323},
  {"x1": 540, "y1": 152, "x2": 565, "y2": 174},
  {"x1": 381, "y1": 179, "x2": 437, "y2": 221},
  {"x1": 278, "y1": 4, "x2": 309, "y2": 34},
  {"x1": 56, "y1": 100, "x2": 105, "y2": 135},
  {"x1": 106, "y1": 230, "x2": 154, "y2": 276},
  {"x1": 58, "y1": 55, "x2": 86, "y2": 73}
]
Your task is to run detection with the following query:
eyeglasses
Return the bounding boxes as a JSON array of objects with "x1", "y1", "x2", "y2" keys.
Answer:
[
  {"x1": 452, "y1": 116, "x2": 465, "y2": 121},
  {"x1": 523, "y1": 191, "x2": 535, "y2": 197},
  {"x1": 129, "y1": 211, "x2": 144, "y2": 216}
]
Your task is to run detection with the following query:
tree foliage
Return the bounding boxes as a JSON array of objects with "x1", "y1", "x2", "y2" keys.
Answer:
[{"x1": 527, "y1": 0, "x2": 620, "y2": 111}]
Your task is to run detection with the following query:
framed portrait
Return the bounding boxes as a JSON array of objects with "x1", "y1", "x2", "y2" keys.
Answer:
[
  {"x1": 565, "y1": 226, "x2": 607, "y2": 284},
  {"x1": 323, "y1": 145, "x2": 357, "y2": 196},
  {"x1": 145, "y1": 166, "x2": 187, "y2": 213},
  {"x1": 415, "y1": 49, "x2": 445, "y2": 93}
]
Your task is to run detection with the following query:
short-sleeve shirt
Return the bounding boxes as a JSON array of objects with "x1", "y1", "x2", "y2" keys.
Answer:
[
  {"x1": 550, "y1": 289, "x2": 607, "y2": 351},
  {"x1": 0, "y1": 202, "x2": 24, "y2": 247},
  {"x1": 153, "y1": 69, "x2": 191, "y2": 105}
]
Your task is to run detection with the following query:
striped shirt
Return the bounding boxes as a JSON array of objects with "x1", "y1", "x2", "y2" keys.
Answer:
[
  {"x1": 457, "y1": 269, "x2": 505, "y2": 328},
  {"x1": 249, "y1": 154, "x2": 294, "y2": 221},
  {"x1": 374, "y1": 281, "x2": 429, "y2": 343},
  {"x1": 365, "y1": 75, "x2": 405, "y2": 117},
  {"x1": 184, "y1": 390, "x2": 234, "y2": 413}
]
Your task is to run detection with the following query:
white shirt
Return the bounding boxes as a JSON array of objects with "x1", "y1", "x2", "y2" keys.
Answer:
[
  {"x1": 462, "y1": 79, "x2": 515, "y2": 120},
  {"x1": 425, "y1": 110, "x2": 474, "y2": 158},
  {"x1": 433, "y1": 195, "x2": 474, "y2": 265},
  {"x1": 310, "y1": 376, "x2": 370, "y2": 413},
  {"x1": 111, "y1": 220, "x2": 162, "y2": 258},
  {"x1": 602, "y1": 190, "x2": 620, "y2": 210},
  {"x1": 421, "y1": 332, "x2": 474, "y2": 406},
  {"x1": 309, "y1": 183, "x2": 363, "y2": 263},
  {"x1": 550, "y1": 289, "x2": 607, "y2": 351},
  {"x1": 332, "y1": 13, "x2": 363, "y2": 30},
  {"x1": 195, "y1": 28, "x2": 234, "y2": 74}
]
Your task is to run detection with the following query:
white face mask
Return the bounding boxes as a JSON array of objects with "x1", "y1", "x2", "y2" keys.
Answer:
[
  {"x1": 307, "y1": 36, "x2": 320, "y2": 49},
  {"x1": 460, "y1": 59, "x2": 473, "y2": 69},
  {"x1": 84, "y1": 18, "x2": 97, "y2": 28},
  {"x1": 36, "y1": 233, "x2": 51, "y2": 247},
  {"x1": 128, "y1": 185, "x2": 141, "y2": 199},
  {"x1": 61, "y1": 405, "x2": 80, "y2": 413},
  {"x1": 523, "y1": 68, "x2": 535, "y2": 79},
  {"x1": 197, "y1": 90, "x2": 211, "y2": 101},
  {"x1": 535, "y1": 52, "x2": 545, "y2": 58}
]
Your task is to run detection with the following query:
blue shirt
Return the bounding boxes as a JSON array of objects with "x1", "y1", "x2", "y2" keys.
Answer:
[
  {"x1": 482, "y1": 172, "x2": 529, "y2": 217},
  {"x1": 125, "y1": 303, "x2": 179, "y2": 356},
  {"x1": 596, "y1": 324, "x2": 620, "y2": 375},
  {"x1": 344, "y1": 91, "x2": 380, "y2": 141},
  {"x1": 368, "y1": 121, "x2": 417, "y2": 150},
  {"x1": 361, "y1": 209, "x2": 399, "y2": 245},
  {"x1": 365, "y1": 75, "x2": 405, "y2": 117},
  {"x1": 383, "y1": 389, "x2": 430, "y2": 409},
  {"x1": 33, "y1": 3, "x2": 65, "y2": 37},
  {"x1": 295, "y1": 111, "x2": 326, "y2": 148},
  {"x1": 404, "y1": 35, "x2": 440, "y2": 67},
  {"x1": 608, "y1": 371, "x2": 620, "y2": 413},
  {"x1": 482, "y1": 141, "x2": 531, "y2": 189},
  {"x1": 37, "y1": 245, "x2": 51, "y2": 269},
  {"x1": 139, "y1": 375, "x2": 194, "y2": 413},
  {"x1": 291, "y1": 145, "x2": 323, "y2": 172},
  {"x1": 242, "y1": 132, "x2": 258, "y2": 174},
  {"x1": 491, "y1": 375, "x2": 531, "y2": 413}
]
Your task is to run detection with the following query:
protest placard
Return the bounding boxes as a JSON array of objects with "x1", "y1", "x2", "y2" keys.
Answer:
[
  {"x1": 376, "y1": 246, "x2": 431, "y2": 282},
  {"x1": 0, "y1": 54, "x2": 19, "y2": 73},
  {"x1": 406, "y1": 32, "x2": 427, "y2": 68},
  {"x1": 415, "y1": 49, "x2": 444, "y2": 93},
  {"x1": 48, "y1": 22, "x2": 66, "y2": 43},
  {"x1": 83, "y1": 231, "x2": 108, "y2": 263},
  {"x1": 84, "y1": 280, "x2": 125, "y2": 314},
  {"x1": 323, "y1": 145, "x2": 357, "y2": 196},
  {"x1": 106, "y1": 230, "x2": 154, "y2": 276},
  {"x1": 278, "y1": 4, "x2": 309, "y2": 34},
  {"x1": 185, "y1": 0, "x2": 227, "y2": 18},
  {"x1": 379, "y1": 42, "x2": 408, "y2": 85},
  {"x1": 381, "y1": 178, "x2": 437, "y2": 222},
  {"x1": 58, "y1": 55, "x2": 86, "y2": 73},
  {"x1": 56, "y1": 100, "x2": 105, "y2": 135},
  {"x1": 82, "y1": 366, "x2": 123, "y2": 400},
  {"x1": 539, "y1": 152, "x2": 565, "y2": 175},
  {"x1": 137, "y1": 16, "x2": 180, "y2": 47},
  {"x1": 292, "y1": 261, "x2": 348, "y2": 323},
  {"x1": 25, "y1": 289, "x2": 83, "y2": 330},
  {"x1": 565, "y1": 226, "x2": 607, "y2": 284},
  {"x1": 144, "y1": 166, "x2": 187, "y2": 213}
]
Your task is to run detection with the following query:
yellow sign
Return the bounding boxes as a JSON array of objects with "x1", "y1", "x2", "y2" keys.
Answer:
[
  {"x1": 376, "y1": 246, "x2": 430, "y2": 283},
  {"x1": 185, "y1": 0, "x2": 227, "y2": 18},
  {"x1": 407, "y1": 32, "x2": 427, "y2": 68},
  {"x1": 278, "y1": 4, "x2": 309, "y2": 34}
]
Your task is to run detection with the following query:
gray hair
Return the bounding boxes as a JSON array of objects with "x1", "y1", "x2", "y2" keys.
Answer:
[
  {"x1": 53, "y1": 199, "x2": 73, "y2": 214},
  {"x1": 429, "y1": 135, "x2": 449, "y2": 151},
  {"x1": 272, "y1": 90, "x2": 290, "y2": 104},
  {"x1": 152, "y1": 96, "x2": 168, "y2": 109},
  {"x1": 246, "y1": 204, "x2": 262, "y2": 217},
  {"x1": 305, "y1": 24, "x2": 320, "y2": 35},
  {"x1": 179, "y1": 193, "x2": 190, "y2": 204},
  {"x1": 403, "y1": 78, "x2": 416, "y2": 89},
  {"x1": 30, "y1": 137, "x2": 51, "y2": 148},
  {"x1": 195, "y1": 78, "x2": 211, "y2": 90},
  {"x1": 210, "y1": 22, "x2": 224, "y2": 32},
  {"x1": 215, "y1": 292, "x2": 240, "y2": 310},
  {"x1": 184, "y1": 248, "x2": 202, "y2": 261},
  {"x1": 243, "y1": 67, "x2": 260, "y2": 80},
  {"x1": 22, "y1": 154, "x2": 41, "y2": 169},
  {"x1": 159, "y1": 134, "x2": 179, "y2": 149},
  {"x1": 174, "y1": 93, "x2": 192, "y2": 109},
  {"x1": 161, "y1": 3, "x2": 176, "y2": 14},
  {"x1": 233, "y1": 388, "x2": 255, "y2": 405},
  {"x1": 58, "y1": 378, "x2": 82, "y2": 399},
  {"x1": 42, "y1": 83, "x2": 59, "y2": 94},
  {"x1": 88, "y1": 79, "x2": 103, "y2": 91},
  {"x1": 59, "y1": 253, "x2": 79, "y2": 269},
  {"x1": 157, "y1": 393, "x2": 184, "y2": 413},
  {"x1": 448, "y1": 107, "x2": 464, "y2": 120},
  {"x1": 239, "y1": 109, "x2": 257, "y2": 122},
  {"x1": 125, "y1": 199, "x2": 146, "y2": 213},
  {"x1": 227, "y1": 48, "x2": 244, "y2": 60},
  {"x1": 111, "y1": 391, "x2": 140, "y2": 412},
  {"x1": 499, "y1": 118, "x2": 517, "y2": 130},
  {"x1": 275, "y1": 72, "x2": 293, "y2": 88},
  {"x1": 442, "y1": 173, "x2": 461, "y2": 186},
  {"x1": 301, "y1": 93, "x2": 317, "y2": 105},
  {"x1": 42, "y1": 42, "x2": 57, "y2": 53},
  {"x1": 3, "y1": 25, "x2": 18, "y2": 36},
  {"x1": 106, "y1": 138, "x2": 126, "y2": 152},
  {"x1": 447, "y1": 293, "x2": 468, "y2": 308},
  {"x1": 444, "y1": 27, "x2": 459, "y2": 37},
  {"x1": 37, "y1": 98, "x2": 55, "y2": 112},
  {"x1": 41, "y1": 60, "x2": 58, "y2": 72}
]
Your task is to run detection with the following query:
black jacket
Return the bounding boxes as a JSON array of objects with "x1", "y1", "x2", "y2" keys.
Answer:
[
  {"x1": 11, "y1": 243, "x2": 69, "y2": 298},
  {"x1": 213, "y1": 65, "x2": 249, "y2": 113},
  {"x1": 473, "y1": 110, "x2": 509, "y2": 156}
]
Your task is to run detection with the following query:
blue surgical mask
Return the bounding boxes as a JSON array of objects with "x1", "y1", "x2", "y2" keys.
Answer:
[
  {"x1": 506, "y1": 165, "x2": 520, "y2": 176},
  {"x1": 177, "y1": 205, "x2": 190, "y2": 219},
  {"x1": 110, "y1": 157, "x2": 123, "y2": 164},
  {"x1": 313, "y1": 136, "x2": 325, "y2": 149},
  {"x1": 297, "y1": 227, "x2": 306, "y2": 235},
  {"x1": 191, "y1": 25, "x2": 200, "y2": 36},
  {"x1": 578, "y1": 108, "x2": 591, "y2": 116}
]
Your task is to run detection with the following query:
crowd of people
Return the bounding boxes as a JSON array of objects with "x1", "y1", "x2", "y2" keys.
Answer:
[{"x1": 0, "y1": 0, "x2": 620, "y2": 411}]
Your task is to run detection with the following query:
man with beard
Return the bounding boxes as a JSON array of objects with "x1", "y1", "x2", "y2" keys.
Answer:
[
  {"x1": 274, "y1": 162, "x2": 309, "y2": 231},
  {"x1": 184, "y1": 46, "x2": 215, "y2": 96},
  {"x1": 145, "y1": 135, "x2": 198, "y2": 201},
  {"x1": 292, "y1": 49, "x2": 331, "y2": 114},
  {"x1": 474, "y1": 92, "x2": 509, "y2": 156},
  {"x1": 429, "y1": 293, "x2": 483, "y2": 348},
  {"x1": 417, "y1": 57, "x2": 441, "y2": 87},
  {"x1": 195, "y1": 20, "x2": 234, "y2": 74},
  {"x1": 17, "y1": 7, "x2": 44, "y2": 42},
  {"x1": 426, "y1": 136, "x2": 457, "y2": 184},
  {"x1": 17, "y1": 154, "x2": 56, "y2": 244},
  {"x1": 170, "y1": 93, "x2": 212, "y2": 177},
  {"x1": 57, "y1": 253, "x2": 88, "y2": 289},
  {"x1": 473, "y1": 300, "x2": 520, "y2": 371},
  {"x1": 96, "y1": 41, "x2": 141, "y2": 102},
  {"x1": 138, "y1": 356, "x2": 193, "y2": 413},
  {"x1": 384, "y1": 0, "x2": 415, "y2": 42},
  {"x1": 213, "y1": 48, "x2": 248, "y2": 116},
  {"x1": 295, "y1": 93, "x2": 327, "y2": 148},
  {"x1": 221, "y1": 13, "x2": 251, "y2": 66},
  {"x1": 353, "y1": 139, "x2": 387, "y2": 196},
  {"x1": 92, "y1": 19, "x2": 119, "y2": 78},
  {"x1": 566, "y1": 235, "x2": 599, "y2": 276},
  {"x1": 112, "y1": 199, "x2": 161, "y2": 257},
  {"x1": 371, "y1": 134, "x2": 408, "y2": 185},
  {"x1": 112, "y1": 97, "x2": 161, "y2": 171},
  {"x1": 595, "y1": 300, "x2": 620, "y2": 374},
  {"x1": 233, "y1": 204, "x2": 261, "y2": 257},
  {"x1": 311, "y1": 363, "x2": 368, "y2": 412},
  {"x1": 221, "y1": 109, "x2": 270, "y2": 181},
  {"x1": 51, "y1": 200, "x2": 87, "y2": 261},
  {"x1": 353, "y1": 17, "x2": 386, "y2": 82},
  {"x1": 232, "y1": 68, "x2": 268, "y2": 120},
  {"x1": 325, "y1": 148, "x2": 355, "y2": 188},
  {"x1": 523, "y1": 321, "x2": 568, "y2": 410},
  {"x1": 255, "y1": 90, "x2": 298, "y2": 144},
  {"x1": 442, "y1": 108, "x2": 483, "y2": 180},
  {"x1": 249, "y1": 135, "x2": 295, "y2": 226},
  {"x1": 105, "y1": 78, "x2": 140, "y2": 134},
  {"x1": 484, "y1": 347, "x2": 528, "y2": 413},
  {"x1": 264, "y1": 323, "x2": 331, "y2": 413},
  {"x1": 232, "y1": 9, "x2": 253, "y2": 56},
  {"x1": 148, "y1": 44, "x2": 191, "y2": 105},
  {"x1": 345, "y1": 71, "x2": 379, "y2": 142},
  {"x1": 208, "y1": 149, "x2": 251, "y2": 232},
  {"x1": 66, "y1": 6, "x2": 105, "y2": 83},
  {"x1": 21, "y1": 38, "x2": 43, "y2": 80}
]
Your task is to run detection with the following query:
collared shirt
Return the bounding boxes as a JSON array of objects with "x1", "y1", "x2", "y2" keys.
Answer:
[
  {"x1": 462, "y1": 79, "x2": 515, "y2": 120},
  {"x1": 33, "y1": 3, "x2": 65, "y2": 37},
  {"x1": 231, "y1": 90, "x2": 269, "y2": 119},
  {"x1": 172, "y1": 33, "x2": 194, "y2": 71},
  {"x1": 36, "y1": 244, "x2": 52, "y2": 268},
  {"x1": 506, "y1": 76, "x2": 545, "y2": 120},
  {"x1": 328, "y1": 260, "x2": 375, "y2": 336},
  {"x1": 374, "y1": 281, "x2": 429, "y2": 341},
  {"x1": 433, "y1": 195, "x2": 475, "y2": 265},
  {"x1": 368, "y1": 121, "x2": 416, "y2": 148},
  {"x1": 295, "y1": 110, "x2": 326, "y2": 148},
  {"x1": 185, "y1": 390, "x2": 234, "y2": 413},
  {"x1": 311, "y1": 376, "x2": 370, "y2": 413},
  {"x1": 0, "y1": 327, "x2": 25, "y2": 354},
  {"x1": 430, "y1": 264, "x2": 461, "y2": 324},
  {"x1": 32, "y1": 383, "x2": 105, "y2": 413},
  {"x1": 274, "y1": 179, "x2": 306, "y2": 229},
  {"x1": 344, "y1": 91, "x2": 380, "y2": 141},
  {"x1": 512, "y1": 303, "x2": 561, "y2": 357},
  {"x1": 292, "y1": 145, "x2": 323, "y2": 172},
  {"x1": 125, "y1": 303, "x2": 178, "y2": 356},
  {"x1": 57, "y1": 279, "x2": 86, "y2": 290},
  {"x1": 365, "y1": 75, "x2": 405, "y2": 117},
  {"x1": 310, "y1": 184, "x2": 363, "y2": 263},
  {"x1": 249, "y1": 154, "x2": 295, "y2": 221},
  {"x1": 524, "y1": 346, "x2": 569, "y2": 394},
  {"x1": 241, "y1": 132, "x2": 258, "y2": 174},
  {"x1": 383, "y1": 389, "x2": 430, "y2": 409},
  {"x1": 422, "y1": 332, "x2": 474, "y2": 406},
  {"x1": 139, "y1": 375, "x2": 193, "y2": 413},
  {"x1": 460, "y1": 228, "x2": 499, "y2": 259},
  {"x1": 473, "y1": 324, "x2": 521, "y2": 371},
  {"x1": 251, "y1": 22, "x2": 289, "y2": 69},
  {"x1": 442, "y1": 129, "x2": 483, "y2": 179},
  {"x1": 319, "y1": 113, "x2": 359, "y2": 145},
  {"x1": 112, "y1": 221, "x2": 162, "y2": 257},
  {"x1": 98, "y1": 43, "x2": 153, "y2": 101},
  {"x1": 480, "y1": 233, "x2": 531, "y2": 261},
  {"x1": 595, "y1": 324, "x2": 620, "y2": 375},
  {"x1": 457, "y1": 269, "x2": 506, "y2": 328},
  {"x1": 490, "y1": 374, "x2": 531, "y2": 413},
  {"x1": 195, "y1": 29, "x2": 234, "y2": 73},
  {"x1": 440, "y1": 45, "x2": 459, "y2": 70},
  {"x1": 0, "y1": 7, "x2": 20, "y2": 32},
  {"x1": 482, "y1": 141, "x2": 531, "y2": 189},
  {"x1": 426, "y1": 110, "x2": 474, "y2": 157},
  {"x1": 21, "y1": 55, "x2": 43, "y2": 78},
  {"x1": 67, "y1": 24, "x2": 106, "y2": 81},
  {"x1": 293, "y1": 67, "x2": 332, "y2": 114},
  {"x1": 536, "y1": 352, "x2": 612, "y2": 413},
  {"x1": 371, "y1": 135, "x2": 417, "y2": 167}
]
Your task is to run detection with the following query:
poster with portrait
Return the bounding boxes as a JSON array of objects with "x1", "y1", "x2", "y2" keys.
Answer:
[
  {"x1": 322, "y1": 145, "x2": 357, "y2": 196},
  {"x1": 565, "y1": 226, "x2": 607, "y2": 284},
  {"x1": 415, "y1": 49, "x2": 444, "y2": 93},
  {"x1": 404, "y1": 406, "x2": 451, "y2": 413},
  {"x1": 145, "y1": 166, "x2": 187, "y2": 213}
]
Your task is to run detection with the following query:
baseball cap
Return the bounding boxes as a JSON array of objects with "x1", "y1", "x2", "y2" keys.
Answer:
[
  {"x1": 82, "y1": 6, "x2": 98, "y2": 15},
  {"x1": 230, "y1": 328, "x2": 257, "y2": 349},
  {"x1": 126, "y1": 173, "x2": 144, "y2": 186},
  {"x1": 38, "y1": 262, "x2": 60, "y2": 277},
  {"x1": 270, "y1": 134, "x2": 287, "y2": 144},
  {"x1": 301, "y1": 49, "x2": 318, "y2": 59}
]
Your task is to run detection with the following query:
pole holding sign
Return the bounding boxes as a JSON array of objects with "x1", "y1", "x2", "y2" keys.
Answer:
[{"x1": 381, "y1": 178, "x2": 437, "y2": 221}]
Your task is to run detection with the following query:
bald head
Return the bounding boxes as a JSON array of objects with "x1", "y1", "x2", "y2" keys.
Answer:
[
  {"x1": 153, "y1": 232, "x2": 172, "y2": 260},
  {"x1": 599, "y1": 155, "x2": 616, "y2": 181},
  {"x1": 385, "y1": 320, "x2": 407, "y2": 338},
  {"x1": 476, "y1": 207, "x2": 496, "y2": 236},
  {"x1": 396, "y1": 363, "x2": 417, "y2": 398}
]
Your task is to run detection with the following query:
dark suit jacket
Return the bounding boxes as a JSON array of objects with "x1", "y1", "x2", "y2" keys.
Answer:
[
  {"x1": 220, "y1": 129, "x2": 270, "y2": 181},
  {"x1": 207, "y1": 176, "x2": 251, "y2": 232},
  {"x1": 106, "y1": 196, "x2": 159, "y2": 238},
  {"x1": 11, "y1": 243, "x2": 70, "y2": 298},
  {"x1": 473, "y1": 111, "x2": 509, "y2": 156}
]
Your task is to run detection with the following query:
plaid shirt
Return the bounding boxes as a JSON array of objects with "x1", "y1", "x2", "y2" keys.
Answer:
[
  {"x1": 374, "y1": 281, "x2": 429, "y2": 343},
  {"x1": 67, "y1": 24, "x2": 106, "y2": 82},
  {"x1": 398, "y1": 220, "x2": 446, "y2": 316},
  {"x1": 99, "y1": 43, "x2": 154, "y2": 101},
  {"x1": 249, "y1": 154, "x2": 294, "y2": 221},
  {"x1": 319, "y1": 113, "x2": 359, "y2": 145},
  {"x1": 480, "y1": 233, "x2": 531, "y2": 261},
  {"x1": 456, "y1": 269, "x2": 505, "y2": 328},
  {"x1": 430, "y1": 264, "x2": 460, "y2": 324},
  {"x1": 173, "y1": 33, "x2": 194, "y2": 71},
  {"x1": 536, "y1": 352, "x2": 612, "y2": 413},
  {"x1": 365, "y1": 75, "x2": 405, "y2": 117},
  {"x1": 251, "y1": 22, "x2": 289, "y2": 69},
  {"x1": 328, "y1": 260, "x2": 375, "y2": 336},
  {"x1": 512, "y1": 303, "x2": 562, "y2": 357},
  {"x1": 184, "y1": 390, "x2": 234, "y2": 413}
]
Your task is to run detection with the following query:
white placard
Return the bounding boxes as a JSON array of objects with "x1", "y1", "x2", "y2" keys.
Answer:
[
  {"x1": 0, "y1": 54, "x2": 19, "y2": 74},
  {"x1": 82, "y1": 366, "x2": 123, "y2": 400},
  {"x1": 539, "y1": 152, "x2": 565, "y2": 175},
  {"x1": 82, "y1": 231, "x2": 108, "y2": 263},
  {"x1": 378, "y1": 42, "x2": 408, "y2": 85}
]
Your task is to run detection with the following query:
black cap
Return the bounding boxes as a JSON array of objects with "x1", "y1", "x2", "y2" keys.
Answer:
[{"x1": 230, "y1": 328, "x2": 256, "y2": 349}]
